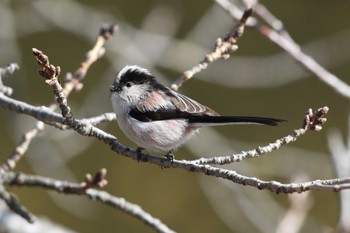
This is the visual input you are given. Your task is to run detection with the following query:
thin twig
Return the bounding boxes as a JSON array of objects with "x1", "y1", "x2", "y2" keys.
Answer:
[
  {"x1": 255, "y1": 5, "x2": 293, "y2": 42},
  {"x1": 256, "y1": 25, "x2": 350, "y2": 98},
  {"x1": 80, "y1": 112, "x2": 116, "y2": 125},
  {"x1": 0, "y1": 95, "x2": 63, "y2": 123},
  {"x1": 215, "y1": 0, "x2": 257, "y2": 27},
  {"x1": 191, "y1": 106, "x2": 328, "y2": 165},
  {"x1": 215, "y1": 0, "x2": 350, "y2": 99},
  {"x1": 0, "y1": 184, "x2": 35, "y2": 223},
  {"x1": 56, "y1": 112, "x2": 117, "y2": 130},
  {"x1": 0, "y1": 63, "x2": 19, "y2": 96},
  {"x1": 328, "y1": 116, "x2": 350, "y2": 232},
  {"x1": 0, "y1": 94, "x2": 115, "y2": 129},
  {"x1": 170, "y1": 8, "x2": 253, "y2": 91},
  {"x1": 0, "y1": 24, "x2": 117, "y2": 173},
  {"x1": 33, "y1": 48, "x2": 95, "y2": 136},
  {"x1": 63, "y1": 24, "x2": 118, "y2": 95},
  {"x1": 0, "y1": 122, "x2": 44, "y2": 172}
]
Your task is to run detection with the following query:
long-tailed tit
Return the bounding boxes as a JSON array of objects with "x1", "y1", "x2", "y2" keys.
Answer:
[{"x1": 110, "y1": 65, "x2": 284, "y2": 159}]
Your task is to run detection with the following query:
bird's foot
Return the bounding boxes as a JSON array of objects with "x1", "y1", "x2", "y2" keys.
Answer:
[
  {"x1": 136, "y1": 147, "x2": 144, "y2": 161},
  {"x1": 165, "y1": 150, "x2": 175, "y2": 161}
]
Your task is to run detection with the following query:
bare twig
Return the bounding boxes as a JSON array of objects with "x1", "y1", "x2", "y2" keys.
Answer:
[
  {"x1": 0, "y1": 95, "x2": 63, "y2": 124},
  {"x1": 56, "y1": 112, "x2": 116, "y2": 130},
  {"x1": 0, "y1": 94, "x2": 115, "y2": 129},
  {"x1": 0, "y1": 63, "x2": 19, "y2": 96},
  {"x1": 63, "y1": 24, "x2": 118, "y2": 94},
  {"x1": 328, "y1": 116, "x2": 350, "y2": 232},
  {"x1": 33, "y1": 48, "x2": 97, "y2": 136},
  {"x1": 79, "y1": 112, "x2": 116, "y2": 125},
  {"x1": 171, "y1": 161, "x2": 350, "y2": 193},
  {"x1": 0, "y1": 122, "x2": 45, "y2": 172},
  {"x1": 3, "y1": 172, "x2": 175, "y2": 233},
  {"x1": 0, "y1": 63, "x2": 19, "y2": 78},
  {"x1": 0, "y1": 24, "x2": 117, "y2": 173},
  {"x1": 214, "y1": 0, "x2": 257, "y2": 27},
  {"x1": 191, "y1": 106, "x2": 329, "y2": 165},
  {"x1": 0, "y1": 185, "x2": 35, "y2": 223},
  {"x1": 170, "y1": 8, "x2": 253, "y2": 91},
  {"x1": 215, "y1": 0, "x2": 350, "y2": 99},
  {"x1": 0, "y1": 92, "x2": 117, "y2": 142},
  {"x1": 257, "y1": 25, "x2": 350, "y2": 99},
  {"x1": 253, "y1": 2, "x2": 293, "y2": 42}
]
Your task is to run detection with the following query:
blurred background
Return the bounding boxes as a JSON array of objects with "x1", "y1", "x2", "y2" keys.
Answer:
[{"x1": 1, "y1": 0, "x2": 350, "y2": 232}]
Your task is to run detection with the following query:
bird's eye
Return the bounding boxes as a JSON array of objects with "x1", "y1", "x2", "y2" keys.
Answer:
[{"x1": 125, "y1": 82, "x2": 133, "y2": 88}]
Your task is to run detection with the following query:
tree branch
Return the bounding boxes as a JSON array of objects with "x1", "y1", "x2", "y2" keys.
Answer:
[
  {"x1": 2, "y1": 172, "x2": 174, "y2": 233},
  {"x1": 0, "y1": 184, "x2": 35, "y2": 223},
  {"x1": 170, "y1": 8, "x2": 252, "y2": 91},
  {"x1": 191, "y1": 107, "x2": 328, "y2": 165},
  {"x1": 215, "y1": 0, "x2": 350, "y2": 99},
  {"x1": 0, "y1": 63, "x2": 19, "y2": 96},
  {"x1": 0, "y1": 24, "x2": 117, "y2": 173}
]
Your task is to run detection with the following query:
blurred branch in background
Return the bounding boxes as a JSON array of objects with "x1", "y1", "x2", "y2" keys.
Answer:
[
  {"x1": 0, "y1": 63, "x2": 18, "y2": 96},
  {"x1": 328, "y1": 114, "x2": 350, "y2": 233},
  {"x1": 13, "y1": 0, "x2": 349, "y2": 88},
  {"x1": 1, "y1": 171, "x2": 174, "y2": 233},
  {"x1": 0, "y1": 201, "x2": 77, "y2": 233},
  {"x1": 170, "y1": 8, "x2": 252, "y2": 90},
  {"x1": 216, "y1": 0, "x2": 350, "y2": 98},
  {"x1": 1, "y1": 24, "x2": 117, "y2": 173},
  {"x1": 275, "y1": 175, "x2": 312, "y2": 233}
]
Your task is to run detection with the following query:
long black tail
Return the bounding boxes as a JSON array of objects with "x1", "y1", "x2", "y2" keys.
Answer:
[{"x1": 188, "y1": 115, "x2": 285, "y2": 126}]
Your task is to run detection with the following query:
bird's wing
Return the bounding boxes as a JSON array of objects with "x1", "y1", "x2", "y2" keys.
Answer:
[
  {"x1": 129, "y1": 89, "x2": 284, "y2": 126},
  {"x1": 129, "y1": 89, "x2": 218, "y2": 122},
  {"x1": 169, "y1": 91, "x2": 218, "y2": 115}
]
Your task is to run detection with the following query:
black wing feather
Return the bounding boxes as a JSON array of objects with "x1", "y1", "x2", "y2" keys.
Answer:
[{"x1": 129, "y1": 88, "x2": 284, "y2": 126}]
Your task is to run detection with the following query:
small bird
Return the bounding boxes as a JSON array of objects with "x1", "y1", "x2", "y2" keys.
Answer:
[{"x1": 110, "y1": 65, "x2": 284, "y2": 159}]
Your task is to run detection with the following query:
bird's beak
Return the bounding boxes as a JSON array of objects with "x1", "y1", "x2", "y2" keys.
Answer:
[{"x1": 110, "y1": 84, "x2": 121, "y2": 92}]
